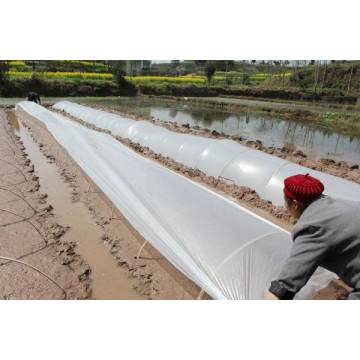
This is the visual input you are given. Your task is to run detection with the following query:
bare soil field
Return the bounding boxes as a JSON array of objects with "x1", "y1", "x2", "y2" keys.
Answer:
[{"x1": 0, "y1": 109, "x2": 90, "y2": 299}]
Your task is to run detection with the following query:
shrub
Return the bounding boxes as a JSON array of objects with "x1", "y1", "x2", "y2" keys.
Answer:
[
  {"x1": 1, "y1": 77, "x2": 136, "y2": 97},
  {"x1": 77, "y1": 85, "x2": 94, "y2": 96},
  {"x1": 127, "y1": 75, "x2": 205, "y2": 84},
  {"x1": 0, "y1": 61, "x2": 10, "y2": 93},
  {"x1": 242, "y1": 73, "x2": 250, "y2": 85},
  {"x1": 138, "y1": 84, "x2": 219, "y2": 97},
  {"x1": 116, "y1": 70, "x2": 138, "y2": 96},
  {"x1": 205, "y1": 65, "x2": 216, "y2": 85}
]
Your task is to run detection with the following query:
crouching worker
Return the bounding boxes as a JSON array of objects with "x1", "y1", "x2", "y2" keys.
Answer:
[
  {"x1": 266, "y1": 173, "x2": 360, "y2": 300},
  {"x1": 27, "y1": 91, "x2": 41, "y2": 104}
]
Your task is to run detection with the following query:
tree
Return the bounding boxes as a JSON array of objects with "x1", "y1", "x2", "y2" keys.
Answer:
[
  {"x1": 115, "y1": 68, "x2": 138, "y2": 96},
  {"x1": 242, "y1": 73, "x2": 250, "y2": 85},
  {"x1": 0, "y1": 61, "x2": 9, "y2": 81},
  {"x1": 0, "y1": 61, "x2": 9, "y2": 95},
  {"x1": 208, "y1": 60, "x2": 234, "y2": 72},
  {"x1": 320, "y1": 61, "x2": 328, "y2": 91},
  {"x1": 108, "y1": 61, "x2": 126, "y2": 75},
  {"x1": 205, "y1": 64, "x2": 216, "y2": 86},
  {"x1": 346, "y1": 64, "x2": 354, "y2": 95},
  {"x1": 279, "y1": 60, "x2": 287, "y2": 88}
]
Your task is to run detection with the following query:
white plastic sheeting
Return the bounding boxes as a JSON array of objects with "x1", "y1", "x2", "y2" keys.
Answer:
[
  {"x1": 54, "y1": 101, "x2": 360, "y2": 206},
  {"x1": 17, "y1": 101, "x2": 335, "y2": 299}
]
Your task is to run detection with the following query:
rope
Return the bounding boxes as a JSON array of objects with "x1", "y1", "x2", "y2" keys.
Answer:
[{"x1": 0, "y1": 256, "x2": 67, "y2": 299}]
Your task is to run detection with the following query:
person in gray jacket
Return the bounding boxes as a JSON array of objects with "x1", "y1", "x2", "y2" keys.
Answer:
[{"x1": 265, "y1": 173, "x2": 360, "y2": 300}]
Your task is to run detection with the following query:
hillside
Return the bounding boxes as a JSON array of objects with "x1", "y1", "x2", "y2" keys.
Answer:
[{"x1": 289, "y1": 61, "x2": 360, "y2": 96}]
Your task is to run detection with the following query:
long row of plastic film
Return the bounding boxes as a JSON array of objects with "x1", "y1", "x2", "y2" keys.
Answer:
[
  {"x1": 17, "y1": 101, "x2": 335, "y2": 299},
  {"x1": 54, "y1": 101, "x2": 360, "y2": 206}
]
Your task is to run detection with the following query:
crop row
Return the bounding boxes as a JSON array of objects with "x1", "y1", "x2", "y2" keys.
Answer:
[{"x1": 8, "y1": 71, "x2": 113, "y2": 80}]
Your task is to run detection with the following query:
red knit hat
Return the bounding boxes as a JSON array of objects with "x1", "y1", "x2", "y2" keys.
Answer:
[{"x1": 283, "y1": 173, "x2": 324, "y2": 202}]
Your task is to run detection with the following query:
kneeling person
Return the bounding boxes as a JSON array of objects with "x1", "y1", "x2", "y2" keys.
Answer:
[
  {"x1": 27, "y1": 91, "x2": 41, "y2": 104},
  {"x1": 266, "y1": 173, "x2": 360, "y2": 300}
]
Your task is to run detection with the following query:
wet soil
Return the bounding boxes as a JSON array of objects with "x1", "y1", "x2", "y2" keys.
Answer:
[
  {"x1": 0, "y1": 109, "x2": 91, "y2": 299},
  {"x1": 14, "y1": 113, "x2": 144, "y2": 300},
  {"x1": 16, "y1": 107, "x2": 202, "y2": 300}
]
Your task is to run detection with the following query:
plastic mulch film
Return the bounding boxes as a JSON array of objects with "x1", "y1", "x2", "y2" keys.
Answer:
[
  {"x1": 196, "y1": 139, "x2": 249, "y2": 178},
  {"x1": 219, "y1": 148, "x2": 288, "y2": 198},
  {"x1": 17, "y1": 101, "x2": 337, "y2": 299},
  {"x1": 54, "y1": 101, "x2": 360, "y2": 206}
]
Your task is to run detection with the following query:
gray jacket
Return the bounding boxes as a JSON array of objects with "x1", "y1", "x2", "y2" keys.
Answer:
[{"x1": 269, "y1": 196, "x2": 360, "y2": 299}]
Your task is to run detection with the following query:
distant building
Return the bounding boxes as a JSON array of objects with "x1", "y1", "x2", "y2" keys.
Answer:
[{"x1": 126, "y1": 60, "x2": 151, "y2": 75}]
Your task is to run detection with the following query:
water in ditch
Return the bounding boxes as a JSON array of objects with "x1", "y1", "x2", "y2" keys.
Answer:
[{"x1": 81, "y1": 97, "x2": 360, "y2": 164}]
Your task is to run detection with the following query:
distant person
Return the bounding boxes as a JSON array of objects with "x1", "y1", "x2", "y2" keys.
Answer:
[
  {"x1": 27, "y1": 91, "x2": 41, "y2": 104},
  {"x1": 265, "y1": 173, "x2": 360, "y2": 300}
]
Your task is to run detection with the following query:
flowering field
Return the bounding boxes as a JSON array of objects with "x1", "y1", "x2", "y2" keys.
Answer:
[
  {"x1": 7, "y1": 70, "x2": 286, "y2": 86},
  {"x1": 127, "y1": 75, "x2": 206, "y2": 84},
  {"x1": 8, "y1": 61, "x2": 30, "y2": 71},
  {"x1": 9, "y1": 61, "x2": 28, "y2": 67},
  {"x1": 8, "y1": 71, "x2": 113, "y2": 81},
  {"x1": 126, "y1": 73, "x2": 272, "y2": 85}
]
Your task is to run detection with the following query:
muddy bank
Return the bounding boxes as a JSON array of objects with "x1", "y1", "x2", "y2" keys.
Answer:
[
  {"x1": 141, "y1": 86, "x2": 358, "y2": 105},
  {"x1": 17, "y1": 107, "x2": 202, "y2": 300},
  {"x1": 14, "y1": 112, "x2": 145, "y2": 300},
  {"x1": 0, "y1": 109, "x2": 91, "y2": 299},
  {"x1": 79, "y1": 102, "x2": 360, "y2": 185}
]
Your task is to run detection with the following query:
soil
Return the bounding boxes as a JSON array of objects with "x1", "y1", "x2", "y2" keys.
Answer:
[
  {"x1": 15, "y1": 107, "x2": 203, "y2": 300},
  {"x1": 14, "y1": 113, "x2": 144, "y2": 300},
  {"x1": 0, "y1": 109, "x2": 90, "y2": 299}
]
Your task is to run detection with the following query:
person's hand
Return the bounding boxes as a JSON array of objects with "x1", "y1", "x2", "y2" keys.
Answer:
[{"x1": 264, "y1": 291, "x2": 279, "y2": 300}]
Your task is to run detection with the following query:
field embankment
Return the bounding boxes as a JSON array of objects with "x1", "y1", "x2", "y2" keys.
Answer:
[
  {"x1": 139, "y1": 84, "x2": 358, "y2": 105},
  {"x1": 145, "y1": 95, "x2": 360, "y2": 138}
]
